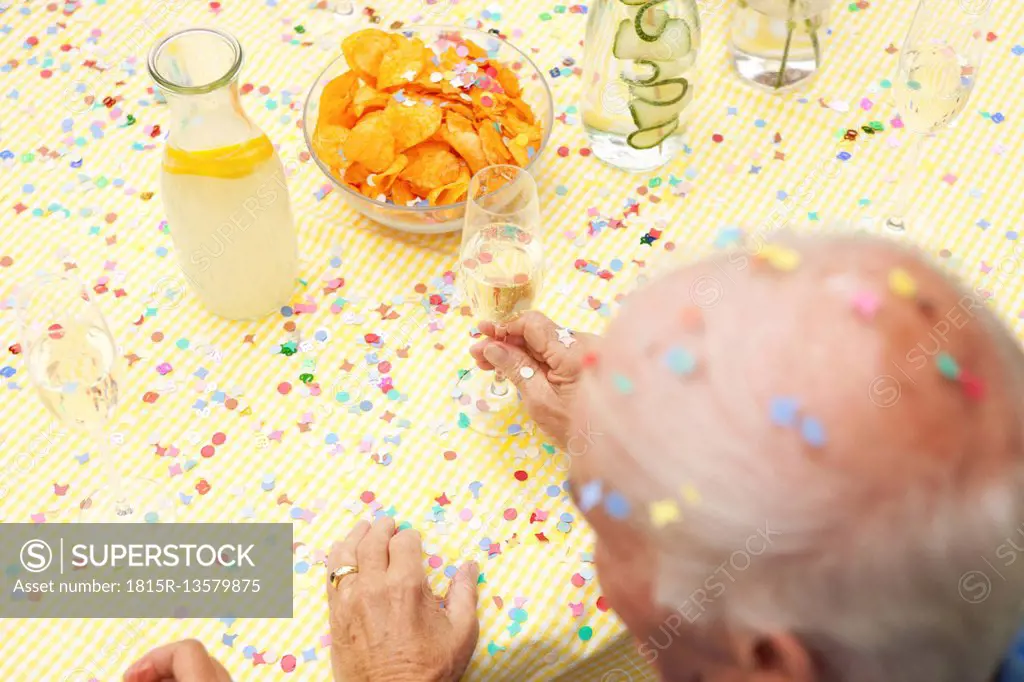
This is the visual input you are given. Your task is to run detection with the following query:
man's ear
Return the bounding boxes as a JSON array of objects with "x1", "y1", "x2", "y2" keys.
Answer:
[{"x1": 733, "y1": 631, "x2": 816, "y2": 682}]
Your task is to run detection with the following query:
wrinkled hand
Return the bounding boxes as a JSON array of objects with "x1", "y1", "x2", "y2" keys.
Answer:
[
  {"x1": 123, "y1": 639, "x2": 232, "y2": 682},
  {"x1": 328, "y1": 517, "x2": 480, "y2": 682},
  {"x1": 470, "y1": 311, "x2": 598, "y2": 449}
]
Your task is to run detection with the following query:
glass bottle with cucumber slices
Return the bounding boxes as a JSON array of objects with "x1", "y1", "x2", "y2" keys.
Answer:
[{"x1": 581, "y1": 0, "x2": 700, "y2": 173}]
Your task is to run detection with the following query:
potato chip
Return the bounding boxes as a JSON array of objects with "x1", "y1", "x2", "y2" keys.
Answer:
[
  {"x1": 440, "y1": 112, "x2": 488, "y2": 174},
  {"x1": 376, "y1": 36, "x2": 428, "y2": 91},
  {"x1": 341, "y1": 29, "x2": 393, "y2": 87},
  {"x1": 490, "y1": 62, "x2": 523, "y2": 99},
  {"x1": 509, "y1": 97, "x2": 536, "y2": 125},
  {"x1": 385, "y1": 97, "x2": 443, "y2": 152},
  {"x1": 401, "y1": 141, "x2": 464, "y2": 195},
  {"x1": 440, "y1": 101, "x2": 475, "y2": 120},
  {"x1": 477, "y1": 122, "x2": 513, "y2": 166},
  {"x1": 352, "y1": 85, "x2": 389, "y2": 119},
  {"x1": 342, "y1": 111, "x2": 396, "y2": 174},
  {"x1": 504, "y1": 134, "x2": 530, "y2": 167},
  {"x1": 311, "y1": 124, "x2": 350, "y2": 169},
  {"x1": 374, "y1": 154, "x2": 409, "y2": 193},
  {"x1": 391, "y1": 178, "x2": 421, "y2": 206},
  {"x1": 427, "y1": 166, "x2": 471, "y2": 205},
  {"x1": 318, "y1": 71, "x2": 359, "y2": 129},
  {"x1": 344, "y1": 162, "x2": 371, "y2": 187},
  {"x1": 317, "y1": 32, "x2": 543, "y2": 206}
]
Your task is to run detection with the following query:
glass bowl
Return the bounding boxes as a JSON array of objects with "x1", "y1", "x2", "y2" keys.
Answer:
[{"x1": 303, "y1": 25, "x2": 554, "y2": 235}]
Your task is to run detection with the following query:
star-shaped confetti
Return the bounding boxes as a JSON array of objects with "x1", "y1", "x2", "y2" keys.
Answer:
[{"x1": 556, "y1": 327, "x2": 575, "y2": 347}]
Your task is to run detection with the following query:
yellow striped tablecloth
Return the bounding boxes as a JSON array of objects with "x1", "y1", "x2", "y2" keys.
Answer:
[{"x1": 0, "y1": 0, "x2": 1022, "y2": 680}]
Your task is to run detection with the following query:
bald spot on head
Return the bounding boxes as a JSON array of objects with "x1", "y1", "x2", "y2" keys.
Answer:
[{"x1": 582, "y1": 233, "x2": 1024, "y2": 532}]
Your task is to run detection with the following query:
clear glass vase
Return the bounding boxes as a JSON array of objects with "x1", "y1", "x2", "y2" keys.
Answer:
[
  {"x1": 148, "y1": 28, "x2": 298, "y2": 320},
  {"x1": 730, "y1": 0, "x2": 832, "y2": 92},
  {"x1": 581, "y1": 0, "x2": 701, "y2": 173}
]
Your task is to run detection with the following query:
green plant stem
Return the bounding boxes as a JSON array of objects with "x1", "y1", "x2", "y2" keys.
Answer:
[
  {"x1": 776, "y1": 0, "x2": 797, "y2": 89},
  {"x1": 806, "y1": 17, "x2": 821, "y2": 66}
]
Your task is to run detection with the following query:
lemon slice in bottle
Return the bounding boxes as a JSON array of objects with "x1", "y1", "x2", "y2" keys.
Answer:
[{"x1": 162, "y1": 135, "x2": 274, "y2": 179}]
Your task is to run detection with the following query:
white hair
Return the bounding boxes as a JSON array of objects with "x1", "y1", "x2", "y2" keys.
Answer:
[{"x1": 587, "y1": 236, "x2": 1024, "y2": 682}]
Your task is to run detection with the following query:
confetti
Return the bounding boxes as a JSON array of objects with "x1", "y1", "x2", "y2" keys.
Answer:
[
  {"x1": 663, "y1": 346, "x2": 696, "y2": 376},
  {"x1": 611, "y1": 374, "x2": 634, "y2": 394},
  {"x1": 769, "y1": 397, "x2": 800, "y2": 427},
  {"x1": 578, "y1": 480, "x2": 602, "y2": 512},
  {"x1": 851, "y1": 291, "x2": 881, "y2": 320},
  {"x1": 936, "y1": 352, "x2": 960, "y2": 380},
  {"x1": 603, "y1": 491, "x2": 631, "y2": 520},
  {"x1": 649, "y1": 499, "x2": 681, "y2": 528},
  {"x1": 758, "y1": 244, "x2": 801, "y2": 271},
  {"x1": 888, "y1": 268, "x2": 917, "y2": 299},
  {"x1": 800, "y1": 417, "x2": 827, "y2": 448}
]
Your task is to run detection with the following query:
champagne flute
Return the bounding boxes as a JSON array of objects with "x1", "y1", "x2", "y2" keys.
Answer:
[
  {"x1": 16, "y1": 273, "x2": 171, "y2": 522},
  {"x1": 885, "y1": 0, "x2": 988, "y2": 231},
  {"x1": 455, "y1": 165, "x2": 544, "y2": 438}
]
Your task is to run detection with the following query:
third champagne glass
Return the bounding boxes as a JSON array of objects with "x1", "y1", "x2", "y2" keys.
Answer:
[
  {"x1": 885, "y1": 0, "x2": 989, "y2": 231},
  {"x1": 455, "y1": 165, "x2": 544, "y2": 438}
]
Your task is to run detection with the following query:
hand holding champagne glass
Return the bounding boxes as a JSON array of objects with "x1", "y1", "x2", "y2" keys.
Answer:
[
  {"x1": 456, "y1": 165, "x2": 544, "y2": 438},
  {"x1": 886, "y1": 0, "x2": 988, "y2": 231}
]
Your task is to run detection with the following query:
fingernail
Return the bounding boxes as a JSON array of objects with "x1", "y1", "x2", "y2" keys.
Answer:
[{"x1": 482, "y1": 344, "x2": 508, "y2": 365}]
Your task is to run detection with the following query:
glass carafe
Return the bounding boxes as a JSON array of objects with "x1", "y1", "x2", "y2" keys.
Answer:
[
  {"x1": 581, "y1": 0, "x2": 701, "y2": 173},
  {"x1": 730, "y1": 0, "x2": 833, "y2": 92},
  {"x1": 148, "y1": 28, "x2": 298, "y2": 320}
]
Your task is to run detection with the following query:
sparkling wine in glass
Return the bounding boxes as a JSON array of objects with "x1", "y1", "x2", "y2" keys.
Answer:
[
  {"x1": 17, "y1": 273, "x2": 172, "y2": 523},
  {"x1": 885, "y1": 0, "x2": 988, "y2": 231},
  {"x1": 455, "y1": 166, "x2": 544, "y2": 438}
]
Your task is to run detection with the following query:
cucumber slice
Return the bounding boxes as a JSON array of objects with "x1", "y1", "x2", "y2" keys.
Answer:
[
  {"x1": 613, "y1": 18, "x2": 691, "y2": 60},
  {"x1": 627, "y1": 119, "x2": 679, "y2": 149},
  {"x1": 622, "y1": 59, "x2": 661, "y2": 85},
  {"x1": 619, "y1": 0, "x2": 650, "y2": 5},
  {"x1": 629, "y1": 77, "x2": 688, "y2": 105},
  {"x1": 635, "y1": 5, "x2": 670, "y2": 42},
  {"x1": 629, "y1": 83, "x2": 694, "y2": 128}
]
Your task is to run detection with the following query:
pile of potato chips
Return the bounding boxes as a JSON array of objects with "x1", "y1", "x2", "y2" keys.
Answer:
[{"x1": 311, "y1": 29, "x2": 545, "y2": 207}]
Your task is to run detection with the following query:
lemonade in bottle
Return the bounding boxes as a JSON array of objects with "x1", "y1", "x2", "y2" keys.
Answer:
[{"x1": 148, "y1": 28, "x2": 297, "y2": 320}]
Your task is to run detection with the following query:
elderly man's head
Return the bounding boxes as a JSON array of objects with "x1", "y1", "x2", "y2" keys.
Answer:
[{"x1": 569, "y1": 234, "x2": 1024, "y2": 682}]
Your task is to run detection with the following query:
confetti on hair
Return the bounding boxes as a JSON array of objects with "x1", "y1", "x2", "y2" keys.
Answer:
[
  {"x1": 960, "y1": 370, "x2": 986, "y2": 401},
  {"x1": 888, "y1": 268, "x2": 917, "y2": 299},
  {"x1": 757, "y1": 244, "x2": 801, "y2": 271},
  {"x1": 769, "y1": 396, "x2": 800, "y2": 427},
  {"x1": 681, "y1": 484, "x2": 701, "y2": 506},
  {"x1": 612, "y1": 373, "x2": 634, "y2": 394},
  {"x1": 663, "y1": 346, "x2": 696, "y2": 376},
  {"x1": 936, "y1": 352, "x2": 960, "y2": 380},
  {"x1": 578, "y1": 480, "x2": 603, "y2": 512},
  {"x1": 851, "y1": 291, "x2": 881, "y2": 320},
  {"x1": 604, "y1": 490, "x2": 631, "y2": 520},
  {"x1": 800, "y1": 417, "x2": 827, "y2": 448},
  {"x1": 679, "y1": 306, "x2": 703, "y2": 330},
  {"x1": 649, "y1": 499, "x2": 681, "y2": 528}
]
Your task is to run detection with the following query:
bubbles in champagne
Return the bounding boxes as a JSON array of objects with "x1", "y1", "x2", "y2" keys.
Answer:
[
  {"x1": 894, "y1": 45, "x2": 973, "y2": 133},
  {"x1": 460, "y1": 223, "x2": 545, "y2": 324},
  {"x1": 29, "y1": 324, "x2": 118, "y2": 428}
]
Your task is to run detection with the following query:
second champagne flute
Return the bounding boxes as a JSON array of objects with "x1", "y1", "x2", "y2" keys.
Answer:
[
  {"x1": 885, "y1": 0, "x2": 988, "y2": 231},
  {"x1": 455, "y1": 165, "x2": 544, "y2": 438}
]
